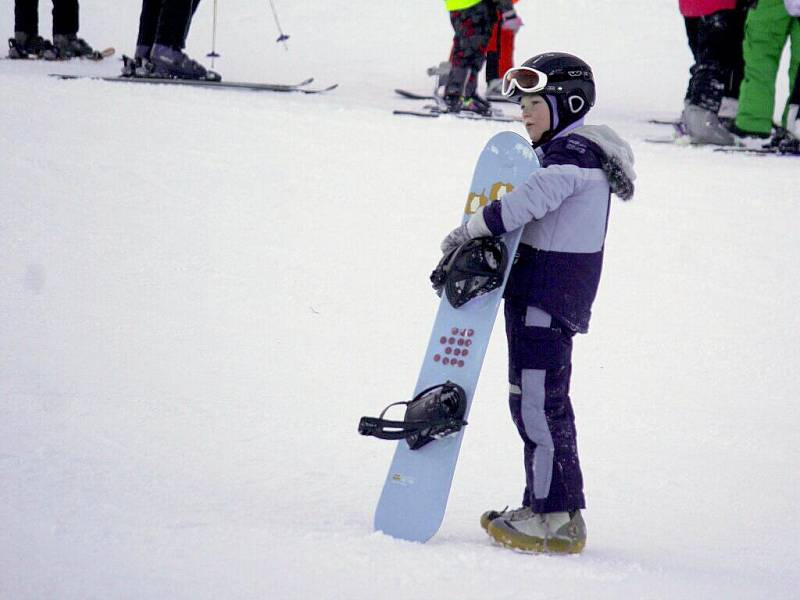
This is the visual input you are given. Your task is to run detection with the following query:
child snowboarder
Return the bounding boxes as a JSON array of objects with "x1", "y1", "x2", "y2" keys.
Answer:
[{"x1": 439, "y1": 52, "x2": 636, "y2": 554}]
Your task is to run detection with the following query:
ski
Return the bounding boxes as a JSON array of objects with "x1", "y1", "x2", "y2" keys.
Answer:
[
  {"x1": 644, "y1": 136, "x2": 799, "y2": 156},
  {"x1": 713, "y1": 146, "x2": 800, "y2": 156},
  {"x1": 485, "y1": 94, "x2": 515, "y2": 104},
  {"x1": 644, "y1": 136, "x2": 697, "y2": 145},
  {"x1": 363, "y1": 131, "x2": 539, "y2": 543},
  {"x1": 84, "y1": 47, "x2": 116, "y2": 61},
  {"x1": 393, "y1": 107, "x2": 521, "y2": 124},
  {"x1": 647, "y1": 118, "x2": 681, "y2": 126},
  {"x1": 395, "y1": 88, "x2": 515, "y2": 106},
  {"x1": 395, "y1": 88, "x2": 436, "y2": 101},
  {"x1": 49, "y1": 73, "x2": 337, "y2": 94}
]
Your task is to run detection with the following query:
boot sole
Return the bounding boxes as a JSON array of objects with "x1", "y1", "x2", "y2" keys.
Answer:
[{"x1": 487, "y1": 520, "x2": 585, "y2": 554}]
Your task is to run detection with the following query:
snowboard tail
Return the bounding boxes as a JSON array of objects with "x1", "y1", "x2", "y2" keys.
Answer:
[{"x1": 370, "y1": 132, "x2": 539, "y2": 542}]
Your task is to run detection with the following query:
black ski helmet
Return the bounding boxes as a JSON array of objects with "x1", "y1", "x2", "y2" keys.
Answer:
[{"x1": 516, "y1": 52, "x2": 595, "y2": 135}]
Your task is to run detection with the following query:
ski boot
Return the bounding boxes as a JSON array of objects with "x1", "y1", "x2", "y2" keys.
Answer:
[
  {"x1": 487, "y1": 509, "x2": 587, "y2": 554},
  {"x1": 442, "y1": 93, "x2": 493, "y2": 116},
  {"x1": 150, "y1": 44, "x2": 221, "y2": 81},
  {"x1": 461, "y1": 94, "x2": 493, "y2": 116},
  {"x1": 51, "y1": 34, "x2": 95, "y2": 59},
  {"x1": 763, "y1": 126, "x2": 800, "y2": 155},
  {"x1": 7, "y1": 32, "x2": 53, "y2": 59},
  {"x1": 486, "y1": 78, "x2": 504, "y2": 101},
  {"x1": 727, "y1": 122, "x2": 771, "y2": 145},
  {"x1": 681, "y1": 103, "x2": 734, "y2": 146},
  {"x1": 717, "y1": 96, "x2": 738, "y2": 130},
  {"x1": 121, "y1": 54, "x2": 155, "y2": 78}
]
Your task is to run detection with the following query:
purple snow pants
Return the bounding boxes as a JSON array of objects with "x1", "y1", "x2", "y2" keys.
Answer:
[{"x1": 504, "y1": 301, "x2": 586, "y2": 514}]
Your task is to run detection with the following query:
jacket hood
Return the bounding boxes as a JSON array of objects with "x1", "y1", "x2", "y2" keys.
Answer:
[{"x1": 571, "y1": 125, "x2": 637, "y2": 200}]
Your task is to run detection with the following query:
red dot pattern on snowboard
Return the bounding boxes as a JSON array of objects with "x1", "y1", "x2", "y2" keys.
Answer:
[{"x1": 432, "y1": 327, "x2": 474, "y2": 367}]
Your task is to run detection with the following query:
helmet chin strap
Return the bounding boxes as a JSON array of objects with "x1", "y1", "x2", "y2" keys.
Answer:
[
  {"x1": 529, "y1": 95, "x2": 560, "y2": 148},
  {"x1": 546, "y1": 94, "x2": 560, "y2": 132}
]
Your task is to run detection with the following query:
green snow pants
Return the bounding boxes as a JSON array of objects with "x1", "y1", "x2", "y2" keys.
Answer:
[{"x1": 735, "y1": 0, "x2": 800, "y2": 134}]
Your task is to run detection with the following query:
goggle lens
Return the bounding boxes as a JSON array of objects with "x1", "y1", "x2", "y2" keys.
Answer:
[{"x1": 501, "y1": 67, "x2": 548, "y2": 97}]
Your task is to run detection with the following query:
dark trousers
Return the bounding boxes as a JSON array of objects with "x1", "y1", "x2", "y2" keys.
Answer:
[
  {"x1": 793, "y1": 18, "x2": 800, "y2": 105},
  {"x1": 504, "y1": 301, "x2": 585, "y2": 514},
  {"x1": 14, "y1": 0, "x2": 79, "y2": 36},
  {"x1": 445, "y1": 0, "x2": 498, "y2": 98},
  {"x1": 136, "y1": 0, "x2": 201, "y2": 50},
  {"x1": 684, "y1": 8, "x2": 747, "y2": 110}
]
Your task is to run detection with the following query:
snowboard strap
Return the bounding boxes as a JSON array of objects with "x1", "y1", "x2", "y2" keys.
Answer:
[
  {"x1": 431, "y1": 236, "x2": 509, "y2": 308},
  {"x1": 358, "y1": 382, "x2": 468, "y2": 450}
]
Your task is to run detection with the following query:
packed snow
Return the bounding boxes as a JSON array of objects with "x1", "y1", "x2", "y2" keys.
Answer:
[{"x1": 1, "y1": 1, "x2": 798, "y2": 598}]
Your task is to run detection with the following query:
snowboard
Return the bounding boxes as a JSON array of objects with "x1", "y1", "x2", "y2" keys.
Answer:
[
  {"x1": 373, "y1": 131, "x2": 539, "y2": 542},
  {"x1": 394, "y1": 105, "x2": 521, "y2": 124}
]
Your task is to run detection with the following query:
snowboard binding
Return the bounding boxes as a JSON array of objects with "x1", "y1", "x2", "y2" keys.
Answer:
[
  {"x1": 431, "y1": 236, "x2": 509, "y2": 308},
  {"x1": 358, "y1": 381, "x2": 467, "y2": 450}
]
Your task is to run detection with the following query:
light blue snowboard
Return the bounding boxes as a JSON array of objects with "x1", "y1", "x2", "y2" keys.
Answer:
[{"x1": 374, "y1": 131, "x2": 540, "y2": 542}]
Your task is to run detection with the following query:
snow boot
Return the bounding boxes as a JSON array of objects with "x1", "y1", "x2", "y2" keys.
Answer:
[
  {"x1": 681, "y1": 104, "x2": 735, "y2": 146},
  {"x1": 52, "y1": 34, "x2": 95, "y2": 59},
  {"x1": 7, "y1": 32, "x2": 53, "y2": 59},
  {"x1": 150, "y1": 44, "x2": 221, "y2": 81},
  {"x1": 480, "y1": 505, "x2": 532, "y2": 531},
  {"x1": 487, "y1": 509, "x2": 587, "y2": 554}
]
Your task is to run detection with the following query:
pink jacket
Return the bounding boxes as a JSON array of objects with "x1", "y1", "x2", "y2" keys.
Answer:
[{"x1": 679, "y1": 0, "x2": 737, "y2": 17}]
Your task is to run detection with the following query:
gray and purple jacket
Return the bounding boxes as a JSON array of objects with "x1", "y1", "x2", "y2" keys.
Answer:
[{"x1": 480, "y1": 122, "x2": 636, "y2": 333}]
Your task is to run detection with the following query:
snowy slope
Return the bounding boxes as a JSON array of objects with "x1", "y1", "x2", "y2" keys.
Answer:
[{"x1": 1, "y1": 1, "x2": 799, "y2": 599}]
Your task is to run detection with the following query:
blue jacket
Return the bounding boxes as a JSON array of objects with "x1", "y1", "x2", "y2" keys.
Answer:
[{"x1": 481, "y1": 123, "x2": 636, "y2": 333}]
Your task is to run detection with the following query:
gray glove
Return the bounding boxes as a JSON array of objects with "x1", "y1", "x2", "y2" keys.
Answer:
[
  {"x1": 440, "y1": 223, "x2": 471, "y2": 255},
  {"x1": 439, "y1": 205, "x2": 492, "y2": 254}
]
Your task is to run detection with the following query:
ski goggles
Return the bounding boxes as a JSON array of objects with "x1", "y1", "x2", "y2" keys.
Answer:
[{"x1": 501, "y1": 66, "x2": 549, "y2": 98}]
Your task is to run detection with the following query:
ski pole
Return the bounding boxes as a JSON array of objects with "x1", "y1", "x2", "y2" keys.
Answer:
[
  {"x1": 267, "y1": 0, "x2": 290, "y2": 50},
  {"x1": 207, "y1": 0, "x2": 220, "y2": 66}
]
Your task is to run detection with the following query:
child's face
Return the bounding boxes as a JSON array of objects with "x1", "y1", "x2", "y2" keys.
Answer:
[{"x1": 520, "y1": 95, "x2": 550, "y2": 144}]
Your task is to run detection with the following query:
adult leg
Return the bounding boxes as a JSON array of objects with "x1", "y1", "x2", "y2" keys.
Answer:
[
  {"x1": 150, "y1": 0, "x2": 218, "y2": 80},
  {"x1": 51, "y1": 0, "x2": 79, "y2": 36},
  {"x1": 735, "y1": 0, "x2": 792, "y2": 135},
  {"x1": 485, "y1": 17, "x2": 500, "y2": 85},
  {"x1": 683, "y1": 16, "x2": 701, "y2": 103},
  {"x1": 689, "y1": 9, "x2": 740, "y2": 113},
  {"x1": 136, "y1": 0, "x2": 162, "y2": 52},
  {"x1": 780, "y1": 17, "x2": 800, "y2": 123},
  {"x1": 179, "y1": 0, "x2": 202, "y2": 49},
  {"x1": 14, "y1": 0, "x2": 39, "y2": 35},
  {"x1": 445, "y1": 0, "x2": 498, "y2": 100},
  {"x1": 154, "y1": 0, "x2": 194, "y2": 49},
  {"x1": 496, "y1": 25, "x2": 515, "y2": 79}
]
